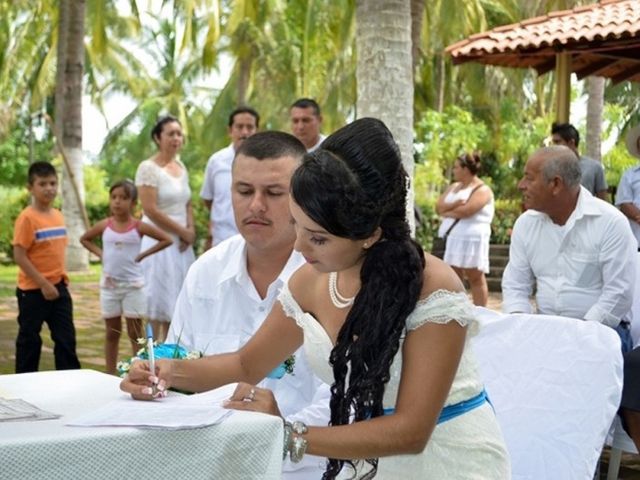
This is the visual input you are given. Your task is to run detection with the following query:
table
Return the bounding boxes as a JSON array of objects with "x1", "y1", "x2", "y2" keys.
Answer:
[{"x1": 0, "y1": 369, "x2": 283, "y2": 480}]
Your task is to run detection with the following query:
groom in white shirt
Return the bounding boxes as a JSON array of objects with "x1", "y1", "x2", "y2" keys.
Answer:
[
  {"x1": 502, "y1": 146, "x2": 636, "y2": 351},
  {"x1": 167, "y1": 131, "x2": 330, "y2": 479}
]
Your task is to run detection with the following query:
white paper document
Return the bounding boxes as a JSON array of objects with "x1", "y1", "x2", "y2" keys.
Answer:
[
  {"x1": 0, "y1": 398, "x2": 61, "y2": 422},
  {"x1": 67, "y1": 383, "x2": 237, "y2": 430}
]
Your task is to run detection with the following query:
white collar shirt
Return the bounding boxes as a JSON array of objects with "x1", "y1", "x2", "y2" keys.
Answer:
[
  {"x1": 167, "y1": 235, "x2": 330, "y2": 479},
  {"x1": 502, "y1": 187, "x2": 637, "y2": 328},
  {"x1": 307, "y1": 134, "x2": 326, "y2": 153},
  {"x1": 199, "y1": 144, "x2": 238, "y2": 245},
  {"x1": 615, "y1": 164, "x2": 640, "y2": 247}
]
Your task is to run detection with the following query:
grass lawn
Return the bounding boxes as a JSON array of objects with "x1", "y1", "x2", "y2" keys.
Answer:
[{"x1": 0, "y1": 262, "x2": 132, "y2": 375}]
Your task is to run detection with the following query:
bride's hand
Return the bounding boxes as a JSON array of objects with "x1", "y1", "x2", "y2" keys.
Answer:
[
  {"x1": 223, "y1": 383, "x2": 283, "y2": 417},
  {"x1": 120, "y1": 359, "x2": 171, "y2": 400}
]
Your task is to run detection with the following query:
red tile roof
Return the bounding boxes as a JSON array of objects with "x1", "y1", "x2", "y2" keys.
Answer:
[{"x1": 446, "y1": 0, "x2": 640, "y2": 84}]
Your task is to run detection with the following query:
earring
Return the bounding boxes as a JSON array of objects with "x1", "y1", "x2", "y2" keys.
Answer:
[{"x1": 363, "y1": 242, "x2": 368, "y2": 249}]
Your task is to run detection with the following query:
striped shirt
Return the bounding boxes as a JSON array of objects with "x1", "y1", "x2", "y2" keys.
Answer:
[{"x1": 13, "y1": 206, "x2": 68, "y2": 290}]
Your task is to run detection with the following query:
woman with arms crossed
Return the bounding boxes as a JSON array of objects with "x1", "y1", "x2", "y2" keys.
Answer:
[
  {"x1": 122, "y1": 118, "x2": 510, "y2": 479},
  {"x1": 436, "y1": 153, "x2": 494, "y2": 306}
]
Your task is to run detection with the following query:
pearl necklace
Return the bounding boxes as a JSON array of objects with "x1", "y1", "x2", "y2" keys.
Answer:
[{"x1": 328, "y1": 272, "x2": 354, "y2": 309}]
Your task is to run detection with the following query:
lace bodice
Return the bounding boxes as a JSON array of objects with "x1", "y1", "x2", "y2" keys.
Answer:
[
  {"x1": 135, "y1": 158, "x2": 191, "y2": 219},
  {"x1": 278, "y1": 286, "x2": 484, "y2": 409}
]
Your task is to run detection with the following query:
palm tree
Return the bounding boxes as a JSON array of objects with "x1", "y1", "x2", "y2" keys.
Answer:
[
  {"x1": 99, "y1": 12, "x2": 215, "y2": 168},
  {"x1": 0, "y1": 1, "x2": 57, "y2": 138},
  {"x1": 56, "y1": 0, "x2": 89, "y2": 271},
  {"x1": 207, "y1": 0, "x2": 357, "y2": 137},
  {"x1": 355, "y1": 0, "x2": 414, "y2": 228}
]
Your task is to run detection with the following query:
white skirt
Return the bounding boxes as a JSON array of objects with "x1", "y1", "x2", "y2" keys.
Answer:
[
  {"x1": 443, "y1": 225, "x2": 491, "y2": 274},
  {"x1": 139, "y1": 222, "x2": 195, "y2": 323}
]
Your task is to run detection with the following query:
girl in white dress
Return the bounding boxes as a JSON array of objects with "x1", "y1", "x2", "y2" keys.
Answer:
[
  {"x1": 436, "y1": 153, "x2": 494, "y2": 306},
  {"x1": 122, "y1": 118, "x2": 510, "y2": 479},
  {"x1": 134, "y1": 116, "x2": 196, "y2": 342}
]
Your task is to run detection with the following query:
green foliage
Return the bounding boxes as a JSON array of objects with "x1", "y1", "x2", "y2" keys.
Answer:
[
  {"x1": 416, "y1": 105, "x2": 490, "y2": 174},
  {"x1": 604, "y1": 144, "x2": 638, "y2": 193},
  {"x1": 414, "y1": 104, "x2": 549, "y2": 247},
  {"x1": 99, "y1": 130, "x2": 149, "y2": 183},
  {"x1": 84, "y1": 163, "x2": 111, "y2": 228},
  {"x1": 4, "y1": 0, "x2": 638, "y2": 257},
  {"x1": 601, "y1": 103, "x2": 639, "y2": 192},
  {"x1": 0, "y1": 116, "x2": 54, "y2": 187},
  {"x1": 491, "y1": 199, "x2": 521, "y2": 245},
  {"x1": 0, "y1": 187, "x2": 29, "y2": 259},
  {"x1": 414, "y1": 198, "x2": 439, "y2": 251},
  {"x1": 414, "y1": 104, "x2": 550, "y2": 199}
]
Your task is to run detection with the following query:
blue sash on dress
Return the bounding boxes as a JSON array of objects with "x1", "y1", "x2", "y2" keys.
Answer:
[{"x1": 382, "y1": 389, "x2": 489, "y2": 424}]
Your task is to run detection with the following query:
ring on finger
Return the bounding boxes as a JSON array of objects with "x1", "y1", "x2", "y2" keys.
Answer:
[{"x1": 245, "y1": 387, "x2": 256, "y2": 402}]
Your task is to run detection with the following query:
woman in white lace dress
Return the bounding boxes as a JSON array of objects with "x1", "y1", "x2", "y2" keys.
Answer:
[
  {"x1": 134, "y1": 116, "x2": 195, "y2": 342},
  {"x1": 122, "y1": 118, "x2": 510, "y2": 479}
]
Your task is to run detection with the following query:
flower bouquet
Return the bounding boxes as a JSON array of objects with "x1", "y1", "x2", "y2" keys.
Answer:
[
  {"x1": 117, "y1": 337, "x2": 295, "y2": 381},
  {"x1": 117, "y1": 338, "x2": 203, "y2": 378},
  {"x1": 266, "y1": 355, "x2": 296, "y2": 379}
]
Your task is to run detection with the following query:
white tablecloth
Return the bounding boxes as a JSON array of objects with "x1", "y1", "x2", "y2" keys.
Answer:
[{"x1": 0, "y1": 369, "x2": 283, "y2": 479}]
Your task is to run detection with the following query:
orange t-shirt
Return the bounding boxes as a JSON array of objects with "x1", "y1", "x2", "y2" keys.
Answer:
[{"x1": 12, "y1": 206, "x2": 69, "y2": 290}]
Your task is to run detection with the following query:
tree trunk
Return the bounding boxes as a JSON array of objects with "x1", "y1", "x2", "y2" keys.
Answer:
[
  {"x1": 585, "y1": 76, "x2": 605, "y2": 162},
  {"x1": 57, "y1": 0, "x2": 88, "y2": 271},
  {"x1": 436, "y1": 53, "x2": 445, "y2": 113},
  {"x1": 410, "y1": 0, "x2": 425, "y2": 74},
  {"x1": 54, "y1": 0, "x2": 69, "y2": 141},
  {"x1": 356, "y1": 0, "x2": 414, "y2": 231}
]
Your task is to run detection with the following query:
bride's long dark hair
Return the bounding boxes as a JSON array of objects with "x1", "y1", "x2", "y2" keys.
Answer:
[{"x1": 290, "y1": 118, "x2": 426, "y2": 479}]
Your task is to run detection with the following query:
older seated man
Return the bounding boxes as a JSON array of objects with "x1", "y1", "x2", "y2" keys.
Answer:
[{"x1": 502, "y1": 146, "x2": 637, "y2": 352}]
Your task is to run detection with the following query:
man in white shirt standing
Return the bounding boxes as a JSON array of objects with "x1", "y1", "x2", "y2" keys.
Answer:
[
  {"x1": 168, "y1": 131, "x2": 330, "y2": 479},
  {"x1": 201, "y1": 107, "x2": 259, "y2": 250},
  {"x1": 616, "y1": 124, "x2": 640, "y2": 250},
  {"x1": 502, "y1": 146, "x2": 636, "y2": 352},
  {"x1": 290, "y1": 98, "x2": 326, "y2": 152}
]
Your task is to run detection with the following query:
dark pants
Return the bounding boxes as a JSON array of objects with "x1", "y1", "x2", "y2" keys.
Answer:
[
  {"x1": 619, "y1": 346, "x2": 640, "y2": 436},
  {"x1": 622, "y1": 347, "x2": 640, "y2": 412},
  {"x1": 616, "y1": 321, "x2": 633, "y2": 355},
  {"x1": 15, "y1": 282, "x2": 81, "y2": 373}
]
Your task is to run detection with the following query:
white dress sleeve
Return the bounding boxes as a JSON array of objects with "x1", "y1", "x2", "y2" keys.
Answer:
[
  {"x1": 407, "y1": 290, "x2": 478, "y2": 336},
  {"x1": 277, "y1": 283, "x2": 306, "y2": 327},
  {"x1": 135, "y1": 160, "x2": 159, "y2": 187}
]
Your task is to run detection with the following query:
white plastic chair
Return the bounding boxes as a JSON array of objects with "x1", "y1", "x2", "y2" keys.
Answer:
[
  {"x1": 606, "y1": 416, "x2": 638, "y2": 480},
  {"x1": 471, "y1": 308, "x2": 623, "y2": 480},
  {"x1": 605, "y1": 253, "x2": 640, "y2": 480}
]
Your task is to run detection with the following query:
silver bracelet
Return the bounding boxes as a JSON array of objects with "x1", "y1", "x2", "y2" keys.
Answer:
[
  {"x1": 285, "y1": 420, "x2": 309, "y2": 463},
  {"x1": 292, "y1": 420, "x2": 308, "y2": 435},
  {"x1": 282, "y1": 421, "x2": 293, "y2": 460},
  {"x1": 290, "y1": 435, "x2": 308, "y2": 463}
]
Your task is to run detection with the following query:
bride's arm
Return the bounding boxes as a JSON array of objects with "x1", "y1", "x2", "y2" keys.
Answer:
[{"x1": 120, "y1": 300, "x2": 303, "y2": 398}]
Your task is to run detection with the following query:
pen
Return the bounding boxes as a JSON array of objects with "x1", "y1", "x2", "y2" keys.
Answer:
[{"x1": 145, "y1": 324, "x2": 157, "y2": 394}]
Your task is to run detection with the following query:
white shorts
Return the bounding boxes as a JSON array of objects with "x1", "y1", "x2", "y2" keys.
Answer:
[{"x1": 100, "y1": 285, "x2": 147, "y2": 319}]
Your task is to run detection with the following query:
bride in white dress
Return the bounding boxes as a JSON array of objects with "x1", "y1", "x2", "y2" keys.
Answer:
[{"x1": 122, "y1": 118, "x2": 510, "y2": 479}]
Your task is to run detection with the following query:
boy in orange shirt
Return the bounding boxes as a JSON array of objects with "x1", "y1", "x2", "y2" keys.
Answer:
[{"x1": 12, "y1": 161, "x2": 81, "y2": 373}]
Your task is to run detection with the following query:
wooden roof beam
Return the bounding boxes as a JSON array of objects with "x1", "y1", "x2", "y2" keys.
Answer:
[
  {"x1": 574, "y1": 58, "x2": 619, "y2": 79},
  {"x1": 536, "y1": 57, "x2": 557, "y2": 75},
  {"x1": 611, "y1": 63, "x2": 640, "y2": 85}
]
